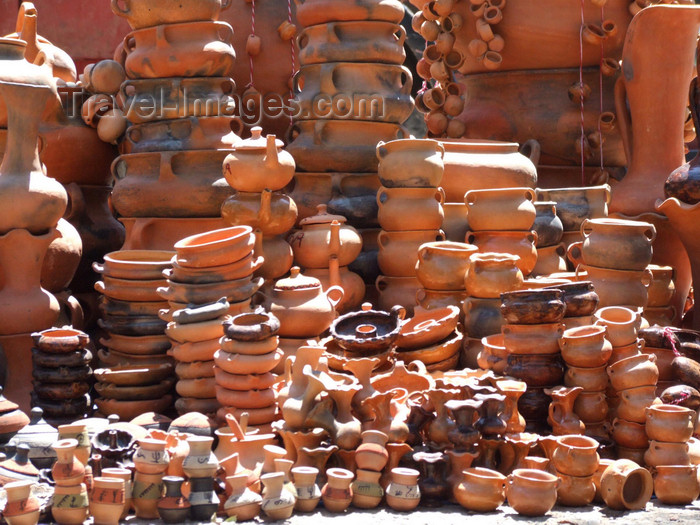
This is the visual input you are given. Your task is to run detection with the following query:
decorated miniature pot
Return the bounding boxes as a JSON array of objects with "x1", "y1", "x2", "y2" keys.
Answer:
[
  {"x1": 182, "y1": 436, "x2": 218, "y2": 478},
  {"x1": 454, "y1": 467, "x2": 506, "y2": 512},
  {"x1": 157, "y1": 475, "x2": 191, "y2": 523},
  {"x1": 464, "y1": 252, "x2": 523, "y2": 298},
  {"x1": 52, "y1": 439, "x2": 85, "y2": 487},
  {"x1": 90, "y1": 477, "x2": 126, "y2": 525},
  {"x1": 505, "y1": 469, "x2": 559, "y2": 517},
  {"x1": 355, "y1": 430, "x2": 389, "y2": 472},
  {"x1": 321, "y1": 468, "x2": 354, "y2": 513},
  {"x1": 464, "y1": 187, "x2": 536, "y2": 231},
  {"x1": 133, "y1": 438, "x2": 169, "y2": 475},
  {"x1": 52, "y1": 483, "x2": 89, "y2": 525},
  {"x1": 385, "y1": 468, "x2": 420, "y2": 511},
  {"x1": 2, "y1": 480, "x2": 39, "y2": 525},
  {"x1": 351, "y1": 469, "x2": 384, "y2": 509},
  {"x1": 292, "y1": 467, "x2": 321, "y2": 513}
]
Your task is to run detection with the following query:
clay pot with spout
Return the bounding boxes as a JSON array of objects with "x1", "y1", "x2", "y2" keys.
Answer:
[
  {"x1": 376, "y1": 138, "x2": 445, "y2": 188},
  {"x1": 223, "y1": 126, "x2": 295, "y2": 193},
  {"x1": 263, "y1": 267, "x2": 343, "y2": 338},
  {"x1": 577, "y1": 218, "x2": 656, "y2": 271},
  {"x1": 288, "y1": 205, "x2": 362, "y2": 268},
  {"x1": 467, "y1": 230, "x2": 538, "y2": 275},
  {"x1": 305, "y1": 257, "x2": 364, "y2": 314},
  {"x1": 377, "y1": 187, "x2": 444, "y2": 231},
  {"x1": 464, "y1": 252, "x2": 523, "y2": 298},
  {"x1": 415, "y1": 241, "x2": 477, "y2": 291},
  {"x1": 464, "y1": 187, "x2": 536, "y2": 231},
  {"x1": 221, "y1": 189, "x2": 297, "y2": 236},
  {"x1": 545, "y1": 386, "x2": 585, "y2": 436},
  {"x1": 607, "y1": 353, "x2": 659, "y2": 391}
]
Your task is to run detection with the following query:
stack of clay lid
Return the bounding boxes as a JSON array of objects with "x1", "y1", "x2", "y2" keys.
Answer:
[
  {"x1": 214, "y1": 310, "x2": 282, "y2": 430},
  {"x1": 165, "y1": 300, "x2": 230, "y2": 418},
  {"x1": 93, "y1": 250, "x2": 175, "y2": 419},
  {"x1": 30, "y1": 328, "x2": 93, "y2": 426},
  {"x1": 0, "y1": 387, "x2": 29, "y2": 446}
]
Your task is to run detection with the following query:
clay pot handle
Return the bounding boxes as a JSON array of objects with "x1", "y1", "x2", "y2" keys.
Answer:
[
  {"x1": 377, "y1": 230, "x2": 389, "y2": 248},
  {"x1": 437, "y1": 229, "x2": 446, "y2": 242},
  {"x1": 92, "y1": 262, "x2": 105, "y2": 274},
  {"x1": 320, "y1": 63, "x2": 337, "y2": 94},
  {"x1": 435, "y1": 187, "x2": 446, "y2": 204},
  {"x1": 292, "y1": 69, "x2": 304, "y2": 95},
  {"x1": 614, "y1": 76, "x2": 633, "y2": 165},
  {"x1": 464, "y1": 190, "x2": 477, "y2": 207},
  {"x1": 524, "y1": 188, "x2": 536, "y2": 202},
  {"x1": 94, "y1": 281, "x2": 106, "y2": 294},
  {"x1": 376, "y1": 187, "x2": 388, "y2": 208},
  {"x1": 312, "y1": 120, "x2": 324, "y2": 145},
  {"x1": 230, "y1": 117, "x2": 244, "y2": 137},
  {"x1": 520, "y1": 139, "x2": 541, "y2": 166},
  {"x1": 123, "y1": 35, "x2": 137, "y2": 55},
  {"x1": 110, "y1": 155, "x2": 126, "y2": 181},
  {"x1": 574, "y1": 263, "x2": 585, "y2": 281},
  {"x1": 436, "y1": 140, "x2": 445, "y2": 160},
  {"x1": 400, "y1": 66, "x2": 413, "y2": 91},
  {"x1": 375, "y1": 275, "x2": 388, "y2": 292},
  {"x1": 58, "y1": 292, "x2": 85, "y2": 330},
  {"x1": 325, "y1": 285, "x2": 344, "y2": 310},
  {"x1": 328, "y1": 22, "x2": 341, "y2": 44},
  {"x1": 391, "y1": 304, "x2": 407, "y2": 322},
  {"x1": 566, "y1": 242, "x2": 584, "y2": 268},
  {"x1": 415, "y1": 288, "x2": 427, "y2": 303},
  {"x1": 641, "y1": 267, "x2": 653, "y2": 288},
  {"x1": 296, "y1": 28, "x2": 309, "y2": 50},
  {"x1": 111, "y1": 0, "x2": 131, "y2": 16},
  {"x1": 644, "y1": 225, "x2": 657, "y2": 244},
  {"x1": 397, "y1": 125, "x2": 411, "y2": 140},
  {"x1": 580, "y1": 218, "x2": 593, "y2": 238},
  {"x1": 158, "y1": 152, "x2": 176, "y2": 182},
  {"x1": 64, "y1": 183, "x2": 86, "y2": 222},
  {"x1": 527, "y1": 230, "x2": 538, "y2": 245},
  {"x1": 156, "y1": 286, "x2": 172, "y2": 301},
  {"x1": 417, "y1": 243, "x2": 430, "y2": 264},
  {"x1": 395, "y1": 25, "x2": 407, "y2": 47},
  {"x1": 376, "y1": 141, "x2": 388, "y2": 161}
]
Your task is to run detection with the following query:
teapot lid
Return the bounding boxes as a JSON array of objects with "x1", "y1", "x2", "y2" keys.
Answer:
[
  {"x1": 233, "y1": 126, "x2": 283, "y2": 150},
  {"x1": 274, "y1": 267, "x2": 321, "y2": 291},
  {"x1": 300, "y1": 204, "x2": 347, "y2": 225}
]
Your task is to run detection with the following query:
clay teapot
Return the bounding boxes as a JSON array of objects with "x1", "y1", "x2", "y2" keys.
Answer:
[
  {"x1": 288, "y1": 205, "x2": 362, "y2": 269},
  {"x1": 263, "y1": 267, "x2": 343, "y2": 338},
  {"x1": 223, "y1": 126, "x2": 295, "y2": 193},
  {"x1": 221, "y1": 189, "x2": 297, "y2": 237}
]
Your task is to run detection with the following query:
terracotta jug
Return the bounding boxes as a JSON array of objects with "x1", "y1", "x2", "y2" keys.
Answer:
[
  {"x1": 467, "y1": 230, "x2": 538, "y2": 275},
  {"x1": 376, "y1": 138, "x2": 444, "y2": 188},
  {"x1": 52, "y1": 439, "x2": 85, "y2": 487},
  {"x1": 464, "y1": 187, "x2": 536, "y2": 231},
  {"x1": 574, "y1": 391, "x2": 609, "y2": 423},
  {"x1": 2, "y1": 480, "x2": 39, "y2": 525},
  {"x1": 424, "y1": 389, "x2": 459, "y2": 447},
  {"x1": 288, "y1": 205, "x2": 362, "y2": 268},
  {"x1": 439, "y1": 140, "x2": 538, "y2": 202},
  {"x1": 445, "y1": 399, "x2": 481, "y2": 450},
  {"x1": 413, "y1": 451, "x2": 449, "y2": 507},
  {"x1": 653, "y1": 465, "x2": 700, "y2": 505},
  {"x1": 377, "y1": 187, "x2": 444, "y2": 231},
  {"x1": 607, "y1": 353, "x2": 659, "y2": 391},
  {"x1": 577, "y1": 218, "x2": 656, "y2": 271},
  {"x1": 464, "y1": 252, "x2": 523, "y2": 298},
  {"x1": 495, "y1": 380, "x2": 526, "y2": 434},
  {"x1": 361, "y1": 392, "x2": 410, "y2": 445},
  {"x1": 611, "y1": 5, "x2": 700, "y2": 216},
  {"x1": 505, "y1": 469, "x2": 559, "y2": 517},
  {"x1": 157, "y1": 475, "x2": 191, "y2": 523},
  {"x1": 545, "y1": 386, "x2": 585, "y2": 436},
  {"x1": 415, "y1": 241, "x2": 476, "y2": 291},
  {"x1": 305, "y1": 384, "x2": 363, "y2": 450}
]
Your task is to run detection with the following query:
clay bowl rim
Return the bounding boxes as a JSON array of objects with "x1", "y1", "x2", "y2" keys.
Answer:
[
  {"x1": 594, "y1": 306, "x2": 640, "y2": 326},
  {"x1": 174, "y1": 225, "x2": 253, "y2": 252},
  {"x1": 396, "y1": 305, "x2": 460, "y2": 349},
  {"x1": 561, "y1": 324, "x2": 607, "y2": 340},
  {"x1": 462, "y1": 466, "x2": 507, "y2": 482},
  {"x1": 93, "y1": 362, "x2": 174, "y2": 385},
  {"x1": 509, "y1": 468, "x2": 559, "y2": 485}
]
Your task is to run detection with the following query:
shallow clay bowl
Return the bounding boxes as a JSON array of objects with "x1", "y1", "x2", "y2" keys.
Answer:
[
  {"x1": 32, "y1": 364, "x2": 91, "y2": 384},
  {"x1": 330, "y1": 305, "x2": 405, "y2": 353},
  {"x1": 166, "y1": 298, "x2": 251, "y2": 319},
  {"x1": 98, "y1": 315, "x2": 167, "y2": 336},
  {"x1": 94, "y1": 250, "x2": 174, "y2": 280},
  {"x1": 95, "y1": 378, "x2": 175, "y2": 400},
  {"x1": 173, "y1": 226, "x2": 255, "y2": 268},
  {"x1": 176, "y1": 377, "x2": 216, "y2": 398},
  {"x1": 425, "y1": 351, "x2": 460, "y2": 372},
  {"x1": 169, "y1": 339, "x2": 220, "y2": 363},
  {"x1": 32, "y1": 347, "x2": 92, "y2": 368},
  {"x1": 100, "y1": 333, "x2": 171, "y2": 355},
  {"x1": 99, "y1": 297, "x2": 169, "y2": 318},
  {"x1": 167, "y1": 253, "x2": 264, "y2": 284},
  {"x1": 93, "y1": 362, "x2": 174, "y2": 386},
  {"x1": 95, "y1": 275, "x2": 168, "y2": 302},
  {"x1": 158, "y1": 275, "x2": 263, "y2": 304},
  {"x1": 98, "y1": 348, "x2": 173, "y2": 367},
  {"x1": 31, "y1": 328, "x2": 90, "y2": 353},
  {"x1": 396, "y1": 306, "x2": 460, "y2": 350},
  {"x1": 34, "y1": 394, "x2": 89, "y2": 419},
  {"x1": 395, "y1": 329, "x2": 463, "y2": 365},
  {"x1": 96, "y1": 395, "x2": 174, "y2": 421},
  {"x1": 500, "y1": 289, "x2": 565, "y2": 324},
  {"x1": 321, "y1": 336, "x2": 393, "y2": 372},
  {"x1": 223, "y1": 310, "x2": 281, "y2": 342},
  {"x1": 33, "y1": 381, "x2": 90, "y2": 400}
]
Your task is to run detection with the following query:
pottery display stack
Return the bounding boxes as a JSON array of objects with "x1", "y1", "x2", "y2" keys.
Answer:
[
  {"x1": 643, "y1": 265, "x2": 676, "y2": 327},
  {"x1": 51, "y1": 438, "x2": 89, "y2": 525},
  {"x1": 289, "y1": 206, "x2": 364, "y2": 314},
  {"x1": 110, "y1": 0, "x2": 240, "y2": 251},
  {"x1": 559, "y1": 324, "x2": 613, "y2": 439},
  {"x1": 567, "y1": 218, "x2": 656, "y2": 310},
  {"x1": 550, "y1": 435, "x2": 600, "y2": 507},
  {"x1": 597, "y1": 306, "x2": 658, "y2": 464},
  {"x1": 548, "y1": 280, "x2": 600, "y2": 330},
  {"x1": 30, "y1": 328, "x2": 93, "y2": 427},
  {"x1": 221, "y1": 126, "x2": 297, "y2": 283},
  {"x1": 375, "y1": 139, "x2": 446, "y2": 315},
  {"x1": 214, "y1": 310, "x2": 282, "y2": 429},
  {"x1": 288, "y1": 0, "x2": 410, "y2": 295},
  {"x1": 499, "y1": 288, "x2": 566, "y2": 433},
  {"x1": 351, "y1": 431, "x2": 389, "y2": 509},
  {"x1": 0, "y1": 36, "x2": 70, "y2": 412},
  {"x1": 93, "y1": 250, "x2": 175, "y2": 420}
]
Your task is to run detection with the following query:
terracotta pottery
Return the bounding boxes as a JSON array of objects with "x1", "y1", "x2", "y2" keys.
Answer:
[
  {"x1": 442, "y1": 203, "x2": 469, "y2": 242},
  {"x1": 173, "y1": 226, "x2": 254, "y2": 268},
  {"x1": 478, "y1": 333, "x2": 508, "y2": 374},
  {"x1": 465, "y1": 187, "x2": 536, "y2": 231},
  {"x1": 110, "y1": 0, "x2": 232, "y2": 29},
  {"x1": 546, "y1": 280, "x2": 599, "y2": 317},
  {"x1": 90, "y1": 477, "x2": 125, "y2": 525},
  {"x1": 123, "y1": 21, "x2": 235, "y2": 79},
  {"x1": 653, "y1": 465, "x2": 700, "y2": 505},
  {"x1": 531, "y1": 244, "x2": 567, "y2": 276},
  {"x1": 350, "y1": 468, "x2": 383, "y2": 509},
  {"x1": 610, "y1": 5, "x2": 700, "y2": 216},
  {"x1": 644, "y1": 440, "x2": 691, "y2": 468},
  {"x1": 295, "y1": 0, "x2": 403, "y2": 25},
  {"x1": 378, "y1": 229, "x2": 445, "y2": 277},
  {"x1": 255, "y1": 233, "x2": 294, "y2": 280},
  {"x1": 51, "y1": 483, "x2": 89, "y2": 525},
  {"x1": 464, "y1": 252, "x2": 523, "y2": 298},
  {"x1": 298, "y1": 21, "x2": 405, "y2": 65},
  {"x1": 377, "y1": 187, "x2": 444, "y2": 232},
  {"x1": 412, "y1": 241, "x2": 476, "y2": 291},
  {"x1": 320, "y1": 468, "x2": 353, "y2": 513},
  {"x1": 502, "y1": 322, "x2": 564, "y2": 354},
  {"x1": 533, "y1": 201, "x2": 564, "y2": 247},
  {"x1": 52, "y1": 439, "x2": 85, "y2": 487},
  {"x1": 556, "y1": 473, "x2": 596, "y2": 507},
  {"x1": 95, "y1": 250, "x2": 173, "y2": 281},
  {"x1": 132, "y1": 470, "x2": 164, "y2": 519},
  {"x1": 559, "y1": 325, "x2": 612, "y2": 368},
  {"x1": 617, "y1": 385, "x2": 658, "y2": 423},
  {"x1": 593, "y1": 306, "x2": 642, "y2": 346},
  {"x1": 124, "y1": 116, "x2": 241, "y2": 154},
  {"x1": 579, "y1": 265, "x2": 652, "y2": 309},
  {"x1": 111, "y1": 150, "x2": 234, "y2": 217},
  {"x1": 221, "y1": 190, "x2": 297, "y2": 237},
  {"x1": 438, "y1": 139, "x2": 537, "y2": 202},
  {"x1": 2, "y1": 479, "x2": 39, "y2": 525},
  {"x1": 611, "y1": 418, "x2": 648, "y2": 449},
  {"x1": 537, "y1": 185, "x2": 612, "y2": 231},
  {"x1": 578, "y1": 218, "x2": 656, "y2": 271},
  {"x1": 565, "y1": 365, "x2": 609, "y2": 392},
  {"x1": 294, "y1": 62, "x2": 413, "y2": 124},
  {"x1": 546, "y1": 386, "x2": 585, "y2": 436},
  {"x1": 505, "y1": 353, "x2": 564, "y2": 387},
  {"x1": 120, "y1": 217, "x2": 227, "y2": 251},
  {"x1": 288, "y1": 120, "x2": 408, "y2": 173},
  {"x1": 451, "y1": 467, "x2": 504, "y2": 512},
  {"x1": 505, "y1": 469, "x2": 559, "y2": 517},
  {"x1": 467, "y1": 230, "x2": 538, "y2": 275},
  {"x1": 385, "y1": 467, "x2": 420, "y2": 511},
  {"x1": 551, "y1": 435, "x2": 599, "y2": 477},
  {"x1": 223, "y1": 126, "x2": 295, "y2": 192},
  {"x1": 375, "y1": 275, "x2": 420, "y2": 315},
  {"x1": 645, "y1": 404, "x2": 695, "y2": 443},
  {"x1": 187, "y1": 476, "x2": 219, "y2": 522},
  {"x1": 156, "y1": 476, "x2": 191, "y2": 523},
  {"x1": 291, "y1": 467, "x2": 321, "y2": 513},
  {"x1": 495, "y1": 380, "x2": 527, "y2": 434},
  {"x1": 376, "y1": 138, "x2": 445, "y2": 188},
  {"x1": 573, "y1": 391, "x2": 609, "y2": 423},
  {"x1": 500, "y1": 289, "x2": 565, "y2": 325},
  {"x1": 607, "y1": 353, "x2": 659, "y2": 391},
  {"x1": 133, "y1": 438, "x2": 169, "y2": 475}
]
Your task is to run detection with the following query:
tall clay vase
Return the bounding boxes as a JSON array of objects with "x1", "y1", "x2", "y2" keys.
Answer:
[
  {"x1": 3, "y1": 480, "x2": 40, "y2": 525},
  {"x1": 321, "y1": 468, "x2": 354, "y2": 513},
  {"x1": 132, "y1": 471, "x2": 164, "y2": 519},
  {"x1": 611, "y1": 5, "x2": 700, "y2": 216},
  {"x1": 260, "y1": 472, "x2": 295, "y2": 520}
]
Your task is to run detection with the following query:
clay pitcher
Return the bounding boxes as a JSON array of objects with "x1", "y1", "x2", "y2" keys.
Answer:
[
  {"x1": 545, "y1": 386, "x2": 585, "y2": 436},
  {"x1": 611, "y1": 4, "x2": 700, "y2": 216}
]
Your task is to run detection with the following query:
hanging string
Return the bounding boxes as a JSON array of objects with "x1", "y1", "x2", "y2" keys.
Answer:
[
  {"x1": 248, "y1": 0, "x2": 256, "y2": 89},
  {"x1": 579, "y1": 0, "x2": 586, "y2": 186},
  {"x1": 287, "y1": 0, "x2": 296, "y2": 126},
  {"x1": 598, "y1": 4, "x2": 605, "y2": 171}
]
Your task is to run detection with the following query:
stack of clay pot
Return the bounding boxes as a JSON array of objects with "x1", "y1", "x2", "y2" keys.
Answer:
[
  {"x1": 597, "y1": 306, "x2": 658, "y2": 464},
  {"x1": 546, "y1": 280, "x2": 600, "y2": 330},
  {"x1": 643, "y1": 265, "x2": 677, "y2": 327},
  {"x1": 549, "y1": 435, "x2": 600, "y2": 507},
  {"x1": 376, "y1": 139, "x2": 446, "y2": 315},
  {"x1": 470, "y1": 253, "x2": 523, "y2": 372},
  {"x1": 567, "y1": 218, "x2": 656, "y2": 309},
  {"x1": 288, "y1": 0, "x2": 410, "y2": 292},
  {"x1": 0, "y1": 35, "x2": 70, "y2": 412},
  {"x1": 93, "y1": 250, "x2": 175, "y2": 419},
  {"x1": 30, "y1": 328, "x2": 93, "y2": 427},
  {"x1": 644, "y1": 404, "x2": 700, "y2": 505},
  {"x1": 559, "y1": 325, "x2": 613, "y2": 439},
  {"x1": 348, "y1": 431, "x2": 389, "y2": 509},
  {"x1": 531, "y1": 200, "x2": 566, "y2": 276},
  {"x1": 289, "y1": 205, "x2": 364, "y2": 314},
  {"x1": 160, "y1": 226, "x2": 263, "y2": 417},
  {"x1": 638, "y1": 326, "x2": 677, "y2": 394},
  {"x1": 111, "y1": 0, "x2": 240, "y2": 250},
  {"x1": 51, "y1": 438, "x2": 90, "y2": 524},
  {"x1": 221, "y1": 126, "x2": 296, "y2": 283},
  {"x1": 214, "y1": 310, "x2": 282, "y2": 429},
  {"x1": 499, "y1": 288, "x2": 566, "y2": 433}
]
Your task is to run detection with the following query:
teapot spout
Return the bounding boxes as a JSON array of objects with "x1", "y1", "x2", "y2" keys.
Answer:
[{"x1": 264, "y1": 133, "x2": 280, "y2": 170}]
